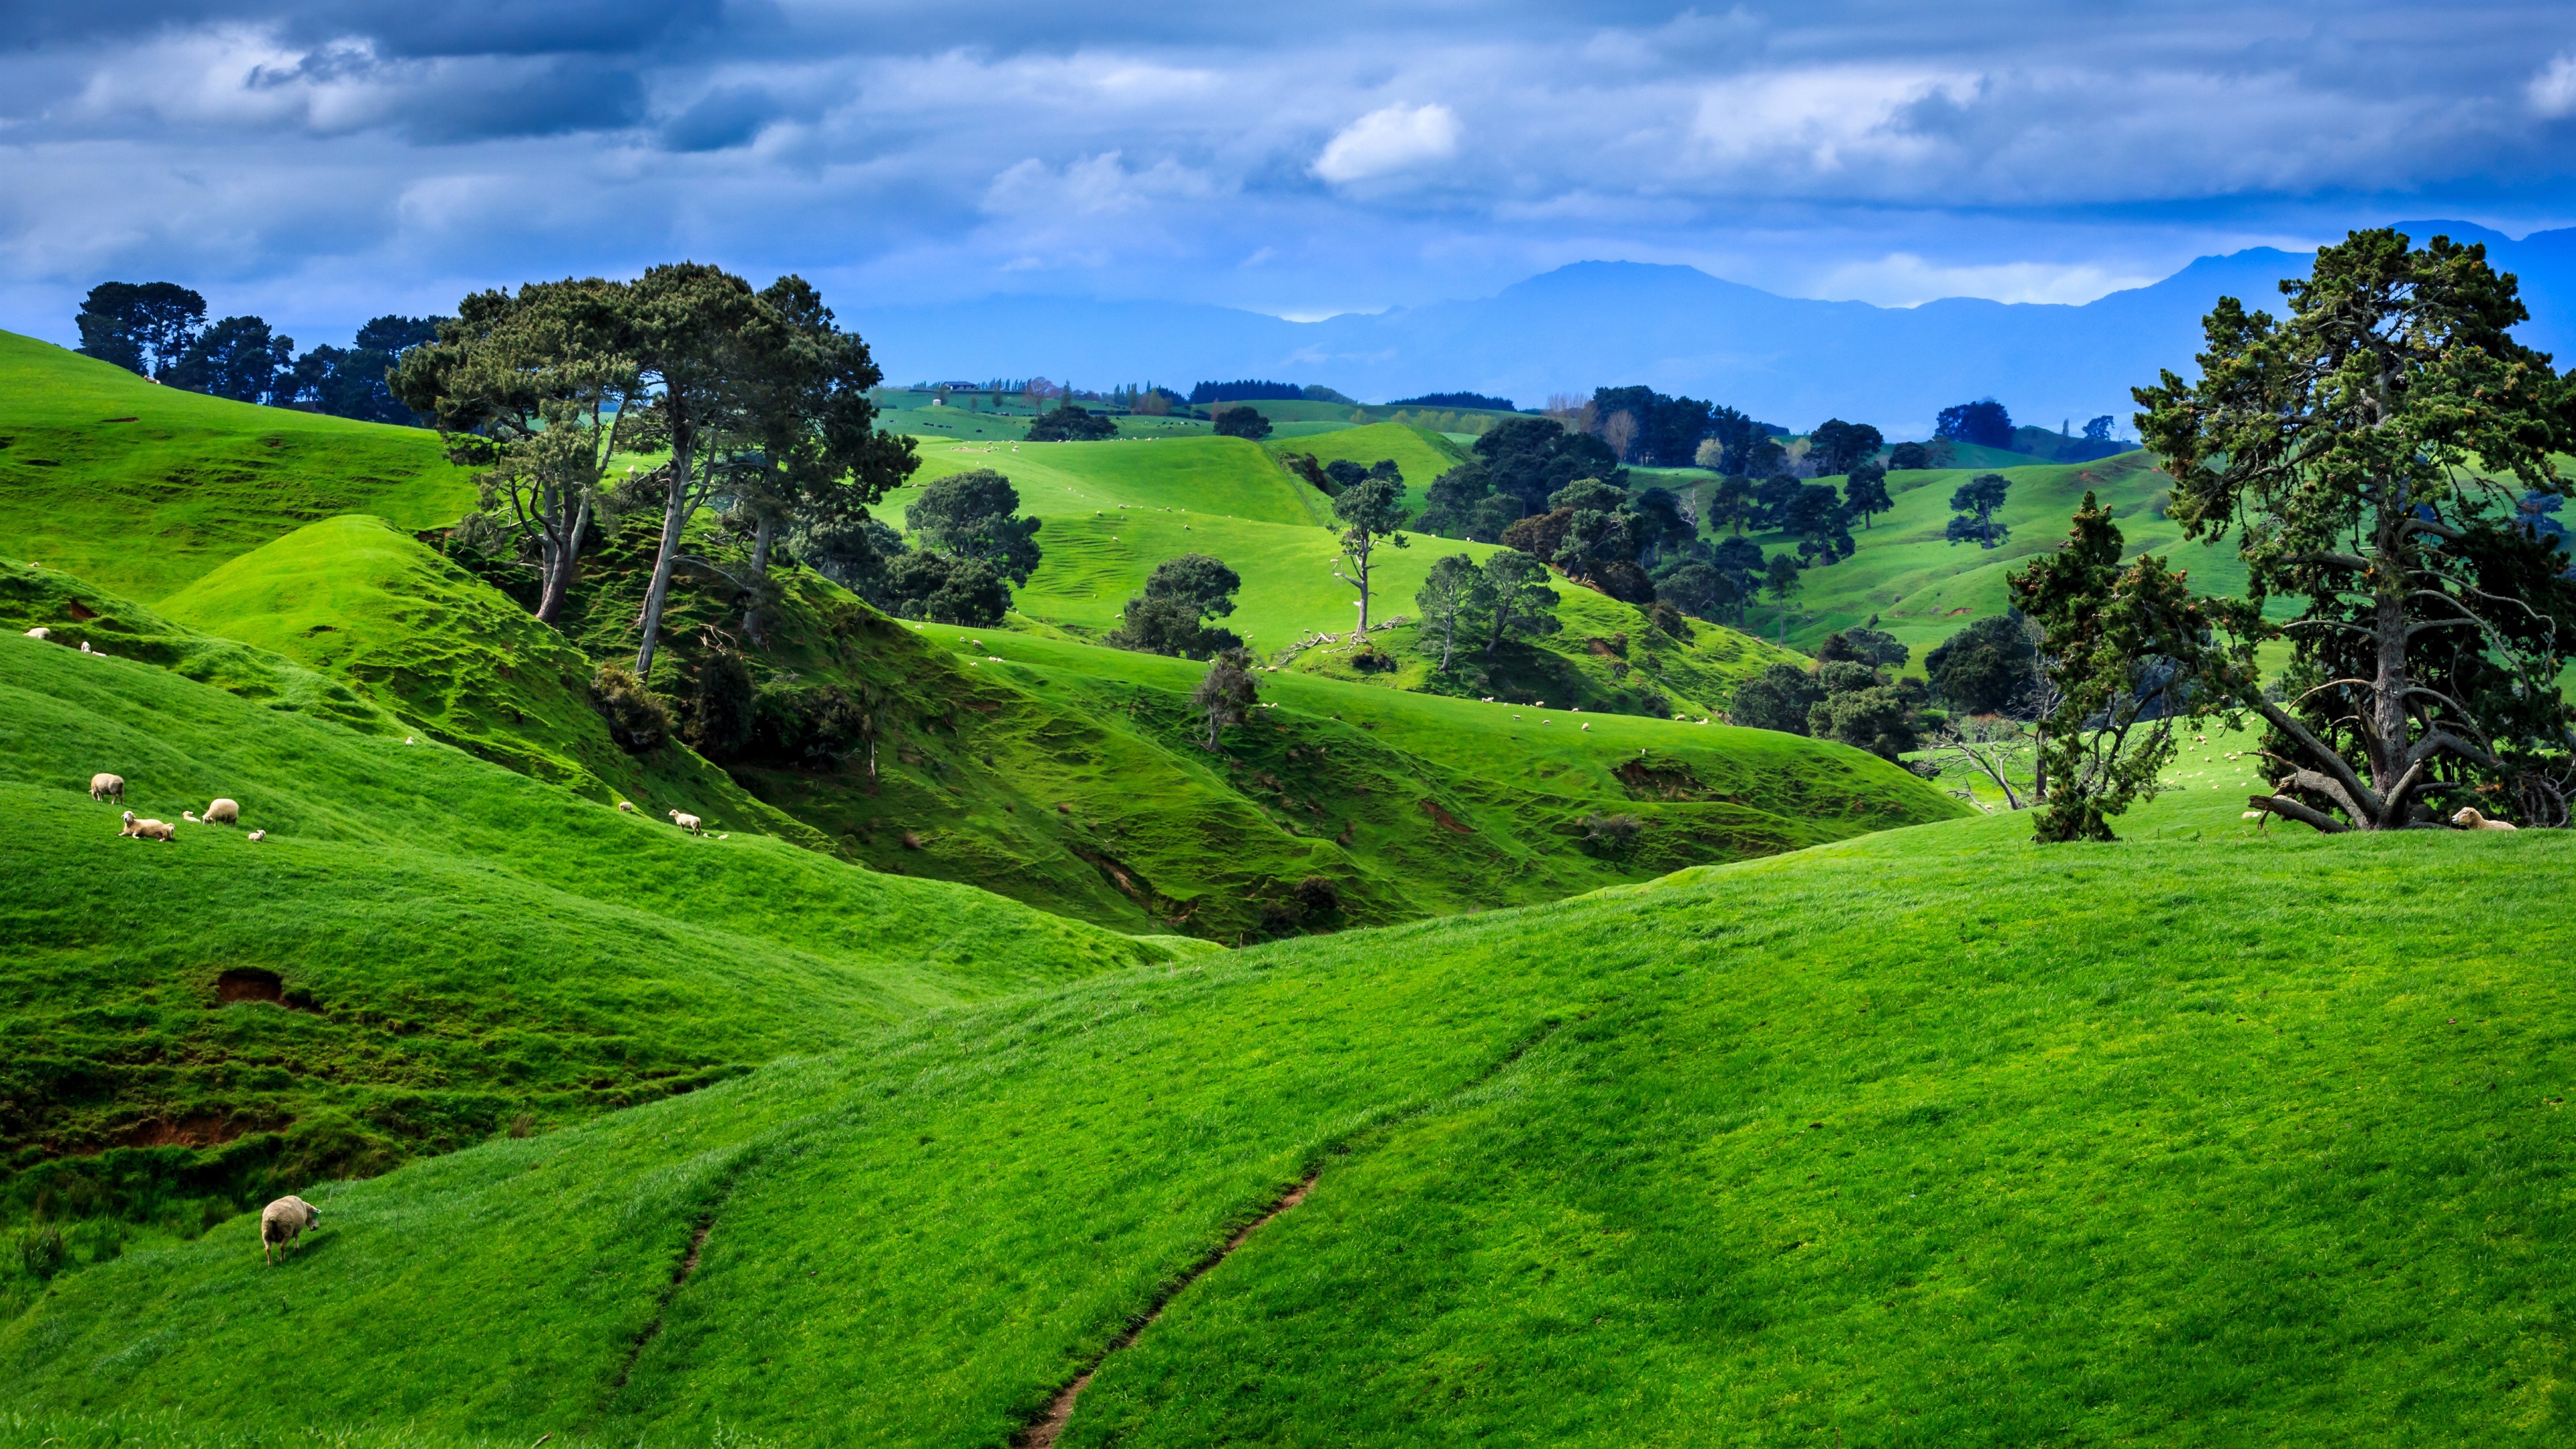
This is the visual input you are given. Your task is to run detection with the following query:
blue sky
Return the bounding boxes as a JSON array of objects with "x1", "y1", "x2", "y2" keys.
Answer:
[{"x1": 5, "y1": 1, "x2": 2575, "y2": 350}]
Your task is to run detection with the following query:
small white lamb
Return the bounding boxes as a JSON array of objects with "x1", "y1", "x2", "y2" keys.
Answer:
[
  {"x1": 668, "y1": 810, "x2": 702, "y2": 833},
  {"x1": 260, "y1": 1195, "x2": 321, "y2": 1265},
  {"x1": 616, "y1": 800, "x2": 636, "y2": 813},
  {"x1": 90, "y1": 772, "x2": 124, "y2": 802},
  {"x1": 24, "y1": 627, "x2": 48, "y2": 639},
  {"x1": 247, "y1": 829, "x2": 267, "y2": 842},
  {"x1": 2453, "y1": 806, "x2": 2519, "y2": 831}
]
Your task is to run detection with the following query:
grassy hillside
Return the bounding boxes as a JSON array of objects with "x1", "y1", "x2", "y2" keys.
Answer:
[
  {"x1": 11, "y1": 771, "x2": 2571, "y2": 1446},
  {"x1": 1267, "y1": 420, "x2": 1466, "y2": 501},
  {"x1": 0, "y1": 615, "x2": 1185, "y2": 1229},
  {"x1": 890, "y1": 431, "x2": 1803, "y2": 716},
  {"x1": 1686, "y1": 450, "x2": 2236, "y2": 659},
  {"x1": 508, "y1": 517, "x2": 1960, "y2": 937},
  {"x1": 0, "y1": 331, "x2": 473, "y2": 602}
]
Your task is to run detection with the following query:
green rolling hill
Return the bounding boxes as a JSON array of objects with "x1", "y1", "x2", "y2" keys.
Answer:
[
  {"x1": 7, "y1": 766, "x2": 2566, "y2": 1446},
  {"x1": 0, "y1": 333, "x2": 472, "y2": 603}
]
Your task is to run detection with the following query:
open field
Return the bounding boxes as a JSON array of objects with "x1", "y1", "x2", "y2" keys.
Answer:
[{"x1": 14, "y1": 761, "x2": 2575, "y2": 1446}]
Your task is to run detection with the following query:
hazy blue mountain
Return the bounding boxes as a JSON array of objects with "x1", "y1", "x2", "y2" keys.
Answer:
[{"x1": 853, "y1": 220, "x2": 2573, "y2": 439}]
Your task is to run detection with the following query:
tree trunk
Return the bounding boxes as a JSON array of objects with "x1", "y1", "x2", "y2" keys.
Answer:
[
  {"x1": 535, "y1": 489, "x2": 590, "y2": 627},
  {"x1": 633, "y1": 427, "x2": 694, "y2": 682},
  {"x1": 741, "y1": 513, "x2": 775, "y2": 645},
  {"x1": 1352, "y1": 537, "x2": 1373, "y2": 633},
  {"x1": 2032, "y1": 719, "x2": 2047, "y2": 802}
]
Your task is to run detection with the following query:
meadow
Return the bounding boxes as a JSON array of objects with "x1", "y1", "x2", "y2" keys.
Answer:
[{"x1": 12, "y1": 759, "x2": 2572, "y2": 1446}]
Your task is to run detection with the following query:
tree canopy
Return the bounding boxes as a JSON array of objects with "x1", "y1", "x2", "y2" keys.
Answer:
[
  {"x1": 1945, "y1": 473, "x2": 2012, "y2": 549},
  {"x1": 2138, "y1": 225, "x2": 2576, "y2": 830},
  {"x1": 1212, "y1": 406, "x2": 1273, "y2": 440},
  {"x1": 906, "y1": 469, "x2": 1042, "y2": 585},
  {"x1": 1935, "y1": 398, "x2": 2015, "y2": 448},
  {"x1": 74, "y1": 281, "x2": 205, "y2": 380}
]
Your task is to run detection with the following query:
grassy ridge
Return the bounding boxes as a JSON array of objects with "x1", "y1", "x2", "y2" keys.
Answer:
[
  {"x1": 0, "y1": 333, "x2": 472, "y2": 602},
  {"x1": 0, "y1": 624, "x2": 1179, "y2": 1221},
  {"x1": 11, "y1": 774, "x2": 2571, "y2": 1445}
]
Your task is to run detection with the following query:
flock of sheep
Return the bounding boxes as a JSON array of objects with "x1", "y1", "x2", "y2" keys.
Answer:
[{"x1": 93, "y1": 772, "x2": 262, "y2": 843}]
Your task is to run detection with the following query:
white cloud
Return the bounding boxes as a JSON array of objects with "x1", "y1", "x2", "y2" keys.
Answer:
[
  {"x1": 981, "y1": 152, "x2": 1218, "y2": 217},
  {"x1": 2533, "y1": 54, "x2": 2576, "y2": 118},
  {"x1": 1811, "y1": 252, "x2": 2159, "y2": 307},
  {"x1": 1311, "y1": 103, "x2": 1460, "y2": 184}
]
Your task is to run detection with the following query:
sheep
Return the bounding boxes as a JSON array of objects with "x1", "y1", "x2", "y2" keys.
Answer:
[
  {"x1": 183, "y1": 798, "x2": 240, "y2": 826},
  {"x1": 24, "y1": 627, "x2": 48, "y2": 639},
  {"x1": 668, "y1": 810, "x2": 702, "y2": 833},
  {"x1": 118, "y1": 810, "x2": 176, "y2": 841},
  {"x1": 89, "y1": 773, "x2": 124, "y2": 802},
  {"x1": 247, "y1": 829, "x2": 267, "y2": 842},
  {"x1": 2452, "y1": 806, "x2": 2519, "y2": 831},
  {"x1": 616, "y1": 800, "x2": 636, "y2": 813},
  {"x1": 260, "y1": 1195, "x2": 321, "y2": 1265}
]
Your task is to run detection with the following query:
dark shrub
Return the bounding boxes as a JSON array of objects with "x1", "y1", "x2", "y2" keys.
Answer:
[{"x1": 588, "y1": 665, "x2": 672, "y2": 753}]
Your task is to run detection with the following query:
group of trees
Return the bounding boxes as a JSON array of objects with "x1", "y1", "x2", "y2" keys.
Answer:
[
  {"x1": 1025, "y1": 402, "x2": 1118, "y2": 441},
  {"x1": 394, "y1": 264, "x2": 922, "y2": 675},
  {"x1": 797, "y1": 468, "x2": 1043, "y2": 628},
  {"x1": 1727, "y1": 627, "x2": 1925, "y2": 761},
  {"x1": 1108, "y1": 553, "x2": 1244, "y2": 659},
  {"x1": 75, "y1": 281, "x2": 441, "y2": 423},
  {"x1": 1777, "y1": 229, "x2": 2576, "y2": 843},
  {"x1": 1212, "y1": 406, "x2": 1273, "y2": 440},
  {"x1": 1411, "y1": 551, "x2": 1565, "y2": 669}
]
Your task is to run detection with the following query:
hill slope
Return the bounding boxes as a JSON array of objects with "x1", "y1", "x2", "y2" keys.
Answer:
[
  {"x1": 0, "y1": 332, "x2": 472, "y2": 602},
  {"x1": 9, "y1": 775, "x2": 2569, "y2": 1446},
  {"x1": 0, "y1": 614, "x2": 1182, "y2": 1226}
]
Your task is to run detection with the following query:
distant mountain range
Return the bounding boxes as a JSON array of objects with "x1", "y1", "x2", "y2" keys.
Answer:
[{"x1": 851, "y1": 220, "x2": 2576, "y2": 440}]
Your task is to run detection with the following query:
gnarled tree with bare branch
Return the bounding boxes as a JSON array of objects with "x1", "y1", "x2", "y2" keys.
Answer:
[{"x1": 2137, "y1": 228, "x2": 2576, "y2": 831}]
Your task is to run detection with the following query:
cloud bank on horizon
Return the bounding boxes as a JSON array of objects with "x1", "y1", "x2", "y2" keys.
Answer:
[{"x1": 3, "y1": 1, "x2": 2574, "y2": 352}]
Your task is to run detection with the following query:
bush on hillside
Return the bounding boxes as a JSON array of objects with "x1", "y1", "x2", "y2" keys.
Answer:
[
  {"x1": 1212, "y1": 406, "x2": 1273, "y2": 440},
  {"x1": 1580, "y1": 810, "x2": 1644, "y2": 857},
  {"x1": 670, "y1": 643, "x2": 757, "y2": 758},
  {"x1": 1593, "y1": 559, "x2": 1657, "y2": 604},
  {"x1": 1727, "y1": 663, "x2": 1821, "y2": 735},
  {"x1": 1025, "y1": 405, "x2": 1116, "y2": 442},
  {"x1": 588, "y1": 665, "x2": 672, "y2": 753},
  {"x1": 750, "y1": 681, "x2": 873, "y2": 766},
  {"x1": 1926, "y1": 612, "x2": 2037, "y2": 714}
]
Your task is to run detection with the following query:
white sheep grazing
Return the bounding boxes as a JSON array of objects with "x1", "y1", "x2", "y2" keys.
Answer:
[
  {"x1": 2453, "y1": 806, "x2": 2519, "y2": 831},
  {"x1": 616, "y1": 800, "x2": 636, "y2": 813},
  {"x1": 25, "y1": 627, "x2": 48, "y2": 639},
  {"x1": 118, "y1": 810, "x2": 176, "y2": 841},
  {"x1": 668, "y1": 810, "x2": 702, "y2": 833},
  {"x1": 260, "y1": 1195, "x2": 321, "y2": 1265},
  {"x1": 192, "y1": 798, "x2": 240, "y2": 826},
  {"x1": 90, "y1": 772, "x2": 124, "y2": 802}
]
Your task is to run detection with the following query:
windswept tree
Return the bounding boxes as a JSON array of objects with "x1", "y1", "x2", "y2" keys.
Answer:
[
  {"x1": 1191, "y1": 647, "x2": 1259, "y2": 750},
  {"x1": 75, "y1": 282, "x2": 205, "y2": 379},
  {"x1": 1331, "y1": 474, "x2": 1410, "y2": 633},
  {"x1": 1945, "y1": 472, "x2": 2012, "y2": 549},
  {"x1": 1479, "y1": 548, "x2": 1560, "y2": 657},
  {"x1": 395, "y1": 278, "x2": 641, "y2": 625},
  {"x1": 1842, "y1": 460, "x2": 1894, "y2": 529},
  {"x1": 2140, "y1": 228, "x2": 2576, "y2": 830},
  {"x1": 715, "y1": 275, "x2": 918, "y2": 643},
  {"x1": 626, "y1": 262, "x2": 767, "y2": 682},
  {"x1": 2010, "y1": 492, "x2": 2247, "y2": 841},
  {"x1": 1414, "y1": 553, "x2": 1488, "y2": 672}
]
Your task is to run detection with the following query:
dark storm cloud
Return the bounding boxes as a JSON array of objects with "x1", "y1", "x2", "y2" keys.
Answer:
[{"x1": 3, "y1": 2, "x2": 2575, "y2": 350}]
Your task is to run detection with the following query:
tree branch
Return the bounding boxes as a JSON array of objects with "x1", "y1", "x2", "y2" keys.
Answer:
[
  {"x1": 2250, "y1": 794, "x2": 2348, "y2": 833},
  {"x1": 2252, "y1": 698, "x2": 2381, "y2": 816}
]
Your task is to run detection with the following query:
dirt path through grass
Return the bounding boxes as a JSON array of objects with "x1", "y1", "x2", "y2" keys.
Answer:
[{"x1": 1019, "y1": 1173, "x2": 1318, "y2": 1449}]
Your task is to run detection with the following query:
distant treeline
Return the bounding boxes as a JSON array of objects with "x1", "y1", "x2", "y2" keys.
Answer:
[
  {"x1": 1388, "y1": 390, "x2": 1522, "y2": 412},
  {"x1": 72, "y1": 281, "x2": 442, "y2": 425},
  {"x1": 1187, "y1": 379, "x2": 1356, "y2": 405}
]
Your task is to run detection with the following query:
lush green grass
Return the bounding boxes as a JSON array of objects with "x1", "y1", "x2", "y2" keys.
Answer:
[
  {"x1": 1265, "y1": 420, "x2": 1467, "y2": 502},
  {"x1": 1670, "y1": 451, "x2": 2238, "y2": 660},
  {"x1": 11, "y1": 767, "x2": 2572, "y2": 1446},
  {"x1": 890, "y1": 430, "x2": 1802, "y2": 714},
  {"x1": 0, "y1": 616, "x2": 1184, "y2": 1226},
  {"x1": 156, "y1": 515, "x2": 782, "y2": 818},
  {"x1": 0, "y1": 331, "x2": 473, "y2": 602}
]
